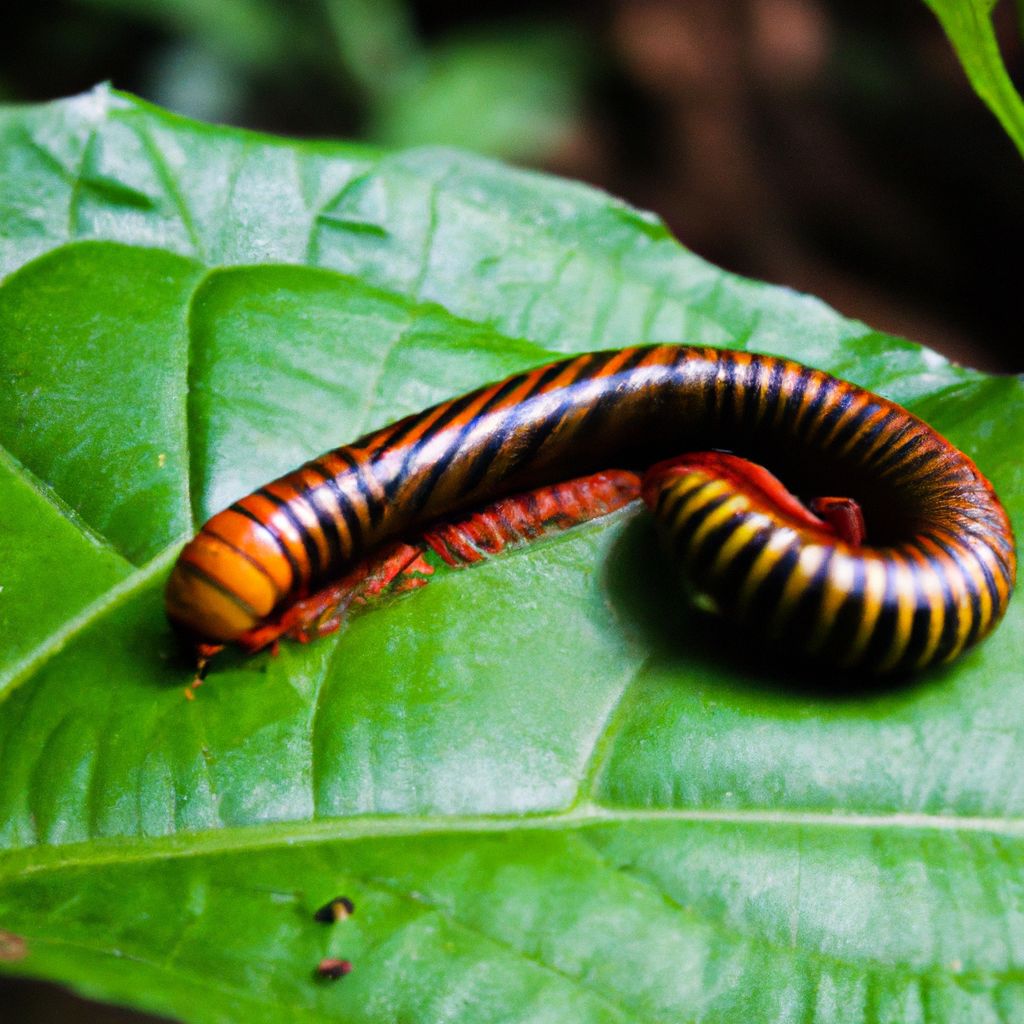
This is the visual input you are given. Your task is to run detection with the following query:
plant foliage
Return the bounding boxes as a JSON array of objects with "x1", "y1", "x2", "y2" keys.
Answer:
[
  {"x1": 923, "y1": 0, "x2": 1024, "y2": 158},
  {"x1": 0, "y1": 86, "x2": 1022, "y2": 1023}
]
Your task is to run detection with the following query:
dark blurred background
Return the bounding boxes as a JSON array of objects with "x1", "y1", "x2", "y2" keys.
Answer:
[
  {"x1": 0, "y1": 0, "x2": 1022, "y2": 1018},
  {"x1": 1, "y1": 0, "x2": 1022, "y2": 374}
]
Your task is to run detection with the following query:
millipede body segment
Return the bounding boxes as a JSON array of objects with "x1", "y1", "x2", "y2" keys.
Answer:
[{"x1": 166, "y1": 345, "x2": 1015, "y2": 674}]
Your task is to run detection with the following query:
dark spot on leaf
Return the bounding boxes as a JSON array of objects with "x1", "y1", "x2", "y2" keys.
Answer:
[
  {"x1": 314, "y1": 896, "x2": 355, "y2": 923},
  {"x1": 315, "y1": 958, "x2": 352, "y2": 980}
]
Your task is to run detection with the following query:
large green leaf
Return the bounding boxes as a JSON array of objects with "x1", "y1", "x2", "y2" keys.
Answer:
[{"x1": 0, "y1": 85, "x2": 1022, "y2": 1023}]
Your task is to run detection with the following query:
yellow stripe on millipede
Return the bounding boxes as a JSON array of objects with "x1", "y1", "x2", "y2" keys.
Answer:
[
  {"x1": 912, "y1": 558, "x2": 947, "y2": 671},
  {"x1": 669, "y1": 479, "x2": 733, "y2": 533},
  {"x1": 729, "y1": 353, "x2": 753, "y2": 423},
  {"x1": 817, "y1": 390, "x2": 866, "y2": 451},
  {"x1": 657, "y1": 474, "x2": 707, "y2": 523},
  {"x1": 753, "y1": 358, "x2": 774, "y2": 428},
  {"x1": 791, "y1": 372, "x2": 825, "y2": 434},
  {"x1": 961, "y1": 544, "x2": 994, "y2": 639},
  {"x1": 736, "y1": 530, "x2": 796, "y2": 612},
  {"x1": 806, "y1": 555, "x2": 854, "y2": 655},
  {"x1": 709, "y1": 515, "x2": 772, "y2": 578},
  {"x1": 875, "y1": 558, "x2": 916, "y2": 673},
  {"x1": 842, "y1": 557, "x2": 887, "y2": 667},
  {"x1": 769, "y1": 544, "x2": 827, "y2": 635},
  {"x1": 686, "y1": 495, "x2": 748, "y2": 554},
  {"x1": 858, "y1": 416, "x2": 907, "y2": 467},
  {"x1": 833, "y1": 404, "x2": 889, "y2": 460}
]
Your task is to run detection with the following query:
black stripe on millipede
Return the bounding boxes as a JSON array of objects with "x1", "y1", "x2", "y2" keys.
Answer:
[
  {"x1": 693, "y1": 515, "x2": 771, "y2": 586},
  {"x1": 308, "y1": 463, "x2": 366, "y2": 554},
  {"x1": 332, "y1": 448, "x2": 386, "y2": 529},
  {"x1": 828, "y1": 399, "x2": 877, "y2": 455},
  {"x1": 780, "y1": 364, "x2": 813, "y2": 434},
  {"x1": 415, "y1": 386, "x2": 501, "y2": 449},
  {"x1": 257, "y1": 488, "x2": 323, "y2": 582},
  {"x1": 562, "y1": 348, "x2": 653, "y2": 442},
  {"x1": 662, "y1": 477, "x2": 714, "y2": 527},
  {"x1": 908, "y1": 538, "x2": 961, "y2": 610},
  {"x1": 525, "y1": 357, "x2": 585, "y2": 400},
  {"x1": 175, "y1": 561, "x2": 260, "y2": 618},
  {"x1": 714, "y1": 352, "x2": 738, "y2": 429},
  {"x1": 409, "y1": 358, "x2": 595, "y2": 514},
  {"x1": 686, "y1": 509, "x2": 751, "y2": 578},
  {"x1": 858, "y1": 562, "x2": 902, "y2": 670},
  {"x1": 933, "y1": 526, "x2": 1003, "y2": 613},
  {"x1": 858, "y1": 418, "x2": 916, "y2": 472},
  {"x1": 436, "y1": 361, "x2": 596, "y2": 506},
  {"x1": 735, "y1": 355, "x2": 765, "y2": 437},
  {"x1": 308, "y1": 487, "x2": 346, "y2": 570},
  {"x1": 799, "y1": 373, "x2": 839, "y2": 443},
  {"x1": 450, "y1": 360, "x2": 598, "y2": 512},
  {"x1": 473, "y1": 369, "x2": 545, "y2": 420},
  {"x1": 808, "y1": 385, "x2": 854, "y2": 448},
  {"x1": 228, "y1": 504, "x2": 303, "y2": 585},
  {"x1": 706, "y1": 524, "x2": 776, "y2": 604},
  {"x1": 381, "y1": 390, "x2": 483, "y2": 503},
  {"x1": 984, "y1": 536, "x2": 1015, "y2": 585},
  {"x1": 297, "y1": 474, "x2": 348, "y2": 568},
  {"x1": 409, "y1": 366, "x2": 573, "y2": 512},
  {"x1": 778, "y1": 549, "x2": 835, "y2": 653},
  {"x1": 460, "y1": 387, "x2": 565, "y2": 499},
  {"x1": 499, "y1": 392, "x2": 579, "y2": 479},
  {"x1": 924, "y1": 553, "x2": 963, "y2": 664},
  {"x1": 365, "y1": 410, "x2": 422, "y2": 455},
  {"x1": 928, "y1": 532, "x2": 985, "y2": 645},
  {"x1": 763, "y1": 358, "x2": 786, "y2": 422},
  {"x1": 908, "y1": 545, "x2": 961, "y2": 667},
  {"x1": 816, "y1": 557, "x2": 866, "y2": 661},
  {"x1": 872, "y1": 431, "x2": 926, "y2": 479},
  {"x1": 898, "y1": 561, "x2": 935, "y2": 673},
  {"x1": 886, "y1": 443, "x2": 944, "y2": 484},
  {"x1": 696, "y1": 350, "x2": 718, "y2": 426},
  {"x1": 969, "y1": 544, "x2": 1003, "y2": 617},
  {"x1": 201, "y1": 525, "x2": 284, "y2": 599},
  {"x1": 455, "y1": 404, "x2": 527, "y2": 499},
  {"x1": 843, "y1": 409, "x2": 900, "y2": 465},
  {"x1": 404, "y1": 409, "x2": 502, "y2": 517},
  {"x1": 742, "y1": 541, "x2": 803, "y2": 629},
  {"x1": 670, "y1": 491, "x2": 734, "y2": 562}
]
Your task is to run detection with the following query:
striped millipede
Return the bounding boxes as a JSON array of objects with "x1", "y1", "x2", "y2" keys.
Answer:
[{"x1": 166, "y1": 345, "x2": 1015, "y2": 674}]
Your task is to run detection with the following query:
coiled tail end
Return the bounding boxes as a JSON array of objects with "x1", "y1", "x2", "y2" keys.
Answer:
[{"x1": 643, "y1": 452, "x2": 1013, "y2": 674}]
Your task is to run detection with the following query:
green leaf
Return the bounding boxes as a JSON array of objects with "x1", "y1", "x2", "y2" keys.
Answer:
[
  {"x1": 0, "y1": 84, "x2": 1022, "y2": 1023},
  {"x1": 923, "y1": 0, "x2": 1024, "y2": 158}
]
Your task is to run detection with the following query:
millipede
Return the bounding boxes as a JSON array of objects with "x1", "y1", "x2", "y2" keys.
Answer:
[{"x1": 166, "y1": 345, "x2": 1015, "y2": 675}]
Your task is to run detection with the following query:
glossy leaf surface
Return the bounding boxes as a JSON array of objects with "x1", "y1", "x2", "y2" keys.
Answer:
[{"x1": 0, "y1": 86, "x2": 1022, "y2": 1024}]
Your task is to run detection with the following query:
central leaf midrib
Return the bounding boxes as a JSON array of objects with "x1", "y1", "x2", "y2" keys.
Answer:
[
  {"x1": 0, "y1": 544, "x2": 182, "y2": 702},
  {"x1": 4, "y1": 803, "x2": 1022, "y2": 882}
]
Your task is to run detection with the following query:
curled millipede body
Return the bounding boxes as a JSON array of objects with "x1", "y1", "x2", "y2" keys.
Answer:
[{"x1": 166, "y1": 346, "x2": 1015, "y2": 674}]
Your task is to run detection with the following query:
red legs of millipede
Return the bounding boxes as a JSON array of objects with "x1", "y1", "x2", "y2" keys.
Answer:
[{"x1": 184, "y1": 460, "x2": 865, "y2": 694}]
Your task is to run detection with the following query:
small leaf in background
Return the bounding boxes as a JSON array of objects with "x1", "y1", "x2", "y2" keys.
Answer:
[
  {"x1": 369, "y1": 24, "x2": 589, "y2": 162},
  {"x1": 923, "y1": 0, "x2": 1024, "y2": 158},
  {"x1": 323, "y1": 0, "x2": 423, "y2": 101},
  {"x1": 0, "y1": 85, "x2": 1022, "y2": 1023}
]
